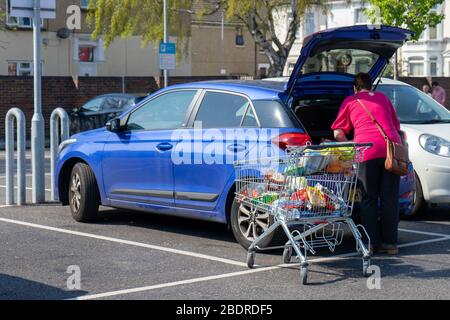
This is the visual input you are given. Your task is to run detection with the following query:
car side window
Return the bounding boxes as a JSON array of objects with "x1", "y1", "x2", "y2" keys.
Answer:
[
  {"x1": 81, "y1": 97, "x2": 104, "y2": 112},
  {"x1": 126, "y1": 90, "x2": 197, "y2": 131},
  {"x1": 194, "y1": 92, "x2": 250, "y2": 128},
  {"x1": 241, "y1": 105, "x2": 258, "y2": 127}
]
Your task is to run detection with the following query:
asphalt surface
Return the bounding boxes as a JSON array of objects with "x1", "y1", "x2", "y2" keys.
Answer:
[{"x1": 0, "y1": 151, "x2": 449, "y2": 300}]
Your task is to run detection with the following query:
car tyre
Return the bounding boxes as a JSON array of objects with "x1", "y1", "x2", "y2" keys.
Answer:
[
  {"x1": 230, "y1": 198, "x2": 286, "y2": 250},
  {"x1": 69, "y1": 163, "x2": 100, "y2": 222},
  {"x1": 410, "y1": 172, "x2": 427, "y2": 218}
]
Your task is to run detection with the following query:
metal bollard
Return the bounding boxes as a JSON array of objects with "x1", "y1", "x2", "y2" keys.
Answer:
[
  {"x1": 50, "y1": 108, "x2": 70, "y2": 201},
  {"x1": 5, "y1": 108, "x2": 26, "y2": 205}
]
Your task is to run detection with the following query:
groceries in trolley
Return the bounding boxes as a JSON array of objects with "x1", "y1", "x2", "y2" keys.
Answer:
[{"x1": 235, "y1": 144, "x2": 358, "y2": 219}]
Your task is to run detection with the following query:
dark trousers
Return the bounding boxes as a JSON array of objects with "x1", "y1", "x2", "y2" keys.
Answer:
[{"x1": 358, "y1": 158, "x2": 400, "y2": 247}]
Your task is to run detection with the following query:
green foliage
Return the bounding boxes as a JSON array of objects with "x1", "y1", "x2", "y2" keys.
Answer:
[
  {"x1": 88, "y1": 0, "x2": 327, "y2": 76},
  {"x1": 365, "y1": 0, "x2": 445, "y2": 40}
]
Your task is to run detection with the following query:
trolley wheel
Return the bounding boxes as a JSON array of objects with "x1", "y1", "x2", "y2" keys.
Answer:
[
  {"x1": 300, "y1": 266, "x2": 308, "y2": 285},
  {"x1": 247, "y1": 251, "x2": 256, "y2": 269},
  {"x1": 282, "y1": 246, "x2": 293, "y2": 264},
  {"x1": 363, "y1": 258, "x2": 371, "y2": 277}
]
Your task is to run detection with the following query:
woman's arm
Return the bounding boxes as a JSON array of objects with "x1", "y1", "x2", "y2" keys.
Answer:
[{"x1": 333, "y1": 129, "x2": 349, "y2": 142}]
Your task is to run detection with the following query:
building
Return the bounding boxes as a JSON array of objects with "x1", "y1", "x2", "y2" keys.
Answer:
[
  {"x1": 279, "y1": 0, "x2": 450, "y2": 77},
  {"x1": 190, "y1": 1, "x2": 269, "y2": 77},
  {"x1": 0, "y1": 0, "x2": 268, "y2": 78},
  {"x1": 0, "y1": 0, "x2": 191, "y2": 77}
]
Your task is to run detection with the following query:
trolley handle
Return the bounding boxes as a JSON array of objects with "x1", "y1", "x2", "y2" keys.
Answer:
[{"x1": 302, "y1": 142, "x2": 373, "y2": 151}]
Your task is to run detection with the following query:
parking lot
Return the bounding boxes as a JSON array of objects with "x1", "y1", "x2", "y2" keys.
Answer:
[{"x1": 1, "y1": 151, "x2": 449, "y2": 300}]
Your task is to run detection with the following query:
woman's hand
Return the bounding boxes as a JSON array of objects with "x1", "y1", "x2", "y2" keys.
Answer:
[{"x1": 333, "y1": 129, "x2": 349, "y2": 142}]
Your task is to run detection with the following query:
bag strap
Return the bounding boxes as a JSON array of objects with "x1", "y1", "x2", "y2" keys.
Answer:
[{"x1": 354, "y1": 95, "x2": 390, "y2": 141}]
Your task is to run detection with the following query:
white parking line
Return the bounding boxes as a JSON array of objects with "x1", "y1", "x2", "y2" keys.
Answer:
[
  {"x1": 70, "y1": 235, "x2": 450, "y2": 300},
  {"x1": 0, "y1": 217, "x2": 248, "y2": 268},
  {"x1": 68, "y1": 266, "x2": 281, "y2": 300},
  {"x1": 398, "y1": 228, "x2": 449, "y2": 238}
]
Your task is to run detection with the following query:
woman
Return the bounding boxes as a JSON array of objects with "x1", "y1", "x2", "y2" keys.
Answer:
[{"x1": 331, "y1": 73, "x2": 401, "y2": 255}]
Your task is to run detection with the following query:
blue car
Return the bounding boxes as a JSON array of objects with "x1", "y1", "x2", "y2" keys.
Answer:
[{"x1": 55, "y1": 25, "x2": 414, "y2": 249}]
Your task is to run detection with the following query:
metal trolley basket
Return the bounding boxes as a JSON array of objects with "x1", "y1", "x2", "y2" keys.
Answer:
[{"x1": 234, "y1": 142, "x2": 373, "y2": 285}]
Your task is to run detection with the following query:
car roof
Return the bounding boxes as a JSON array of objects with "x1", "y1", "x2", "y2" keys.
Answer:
[
  {"x1": 159, "y1": 80, "x2": 286, "y2": 100},
  {"x1": 96, "y1": 93, "x2": 143, "y2": 99},
  {"x1": 377, "y1": 78, "x2": 411, "y2": 86}
]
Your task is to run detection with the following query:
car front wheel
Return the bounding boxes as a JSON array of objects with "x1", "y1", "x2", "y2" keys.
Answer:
[
  {"x1": 230, "y1": 199, "x2": 285, "y2": 250},
  {"x1": 410, "y1": 172, "x2": 427, "y2": 218},
  {"x1": 69, "y1": 163, "x2": 100, "y2": 222}
]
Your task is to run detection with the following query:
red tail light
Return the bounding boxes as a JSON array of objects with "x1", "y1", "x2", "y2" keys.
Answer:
[{"x1": 272, "y1": 132, "x2": 312, "y2": 151}]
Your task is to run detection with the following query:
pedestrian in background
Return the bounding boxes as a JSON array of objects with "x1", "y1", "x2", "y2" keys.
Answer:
[
  {"x1": 422, "y1": 83, "x2": 432, "y2": 97},
  {"x1": 331, "y1": 73, "x2": 401, "y2": 255},
  {"x1": 432, "y1": 81, "x2": 447, "y2": 106}
]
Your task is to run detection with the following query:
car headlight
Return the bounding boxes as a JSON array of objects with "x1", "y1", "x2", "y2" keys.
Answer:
[
  {"x1": 419, "y1": 134, "x2": 450, "y2": 157},
  {"x1": 58, "y1": 138, "x2": 77, "y2": 154}
]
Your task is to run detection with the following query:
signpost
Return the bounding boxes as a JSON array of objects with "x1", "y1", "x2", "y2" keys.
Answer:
[
  {"x1": 10, "y1": 0, "x2": 56, "y2": 203},
  {"x1": 159, "y1": 42, "x2": 176, "y2": 71}
]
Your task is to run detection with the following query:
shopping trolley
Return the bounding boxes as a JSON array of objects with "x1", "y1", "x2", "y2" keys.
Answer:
[{"x1": 234, "y1": 142, "x2": 373, "y2": 285}]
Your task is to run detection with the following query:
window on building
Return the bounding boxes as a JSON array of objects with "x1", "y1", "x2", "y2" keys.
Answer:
[
  {"x1": 305, "y1": 12, "x2": 315, "y2": 36},
  {"x1": 355, "y1": 8, "x2": 369, "y2": 24},
  {"x1": 429, "y1": 26, "x2": 438, "y2": 40},
  {"x1": 8, "y1": 61, "x2": 34, "y2": 76},
  {"x1": 79, "y1": 47, "x2": 95, "y2": 62},
  {"x1": 235, "y1": 27, "x2": 245, "y2": 46},
  {"x1": 408, "y1": 57, "x2": 424, "y2": 76},
  {"x1": 430, "y1": 57, "x2": 438, "y2": 76},
  {"x1": 6, "y1": 0, "x2": 44, "y2": 28}
]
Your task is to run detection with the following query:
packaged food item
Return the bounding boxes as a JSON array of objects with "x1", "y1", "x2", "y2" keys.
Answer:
[
  {"x1": 286, "y1": 176, "x2": 308, "y2": 190},
  {"x1": 290, "y1": 188, "x2": 308, "y2": 202},
  {"x1": 306, "y1": 186, "x2": 327, "y2": 207}
]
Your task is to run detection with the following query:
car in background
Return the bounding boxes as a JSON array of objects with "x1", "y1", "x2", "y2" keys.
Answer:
[
  {"x1": 56, "y1": 25, "x2": 415, "y2": 249},
  {"x1": 376, "y1": 78, "x2": 450, "y2": 216},
  {"x1": 70, "y1": 93, "x2": 147, "y2": 134}
]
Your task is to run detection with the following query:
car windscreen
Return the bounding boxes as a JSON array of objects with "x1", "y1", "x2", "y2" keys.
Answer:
[
  {"x1": 301, "y1": 49, "x2": 379, "y2": 75},
  {"x1": 377, "y1": 84, "x2": 450, "y2": 124}
]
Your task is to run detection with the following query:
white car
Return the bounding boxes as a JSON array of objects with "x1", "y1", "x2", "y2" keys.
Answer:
[{"x1": 376, "y1": 78, "x2": 450, "y2": 215}]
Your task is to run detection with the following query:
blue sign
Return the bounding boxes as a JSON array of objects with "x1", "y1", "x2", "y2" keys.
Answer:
[
  {"x1": 159, "y1": 42, "x2": 176, "y2": 70},
  {"x1": 159, "y1": 42, "x2": 176, "y2": 55}
]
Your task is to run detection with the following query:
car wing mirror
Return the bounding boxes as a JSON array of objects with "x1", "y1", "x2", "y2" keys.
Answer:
[{"x1": 106, "y1": 118, "x2": 123, "y2": 132}]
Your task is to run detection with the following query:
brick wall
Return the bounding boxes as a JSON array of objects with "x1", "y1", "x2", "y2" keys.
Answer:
[
  {"x1": 0, "y1": 75, "x2": 235, "y2": 147},
  {"x1": 398, "y1": 77, "x2": 450, "y2": 110}
]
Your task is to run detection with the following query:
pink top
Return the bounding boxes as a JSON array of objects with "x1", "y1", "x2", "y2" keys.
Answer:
[
  {"x1": 432, "y1": 86, "x2": 447, "y2": 106},
  {"x1": 331, "y1": 91, "x2": 401, "y2": 162}
]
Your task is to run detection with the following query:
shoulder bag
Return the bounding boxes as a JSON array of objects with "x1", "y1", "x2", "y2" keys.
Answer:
[{"x1": 355, "y1": 96, "x2": 410, "y2": 176}]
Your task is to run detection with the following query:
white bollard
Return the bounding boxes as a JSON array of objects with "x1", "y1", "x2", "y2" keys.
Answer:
[
  {"x1": 50, "y1": 108, "x2": 70, "y2": 201},
  {"x1": 5, "y1": 108, "x2": 26, "y2": 205}
]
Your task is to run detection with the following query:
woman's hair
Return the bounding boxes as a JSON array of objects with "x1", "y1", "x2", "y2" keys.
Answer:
[{"x1": 353, "y1": 73, "x2": 372, "y2": 92}]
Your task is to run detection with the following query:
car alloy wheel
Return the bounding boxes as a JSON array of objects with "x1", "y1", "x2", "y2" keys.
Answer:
[
  {"x1": 237, "y1": 203, "x2": 270, "y2": 241},
  {"x1": 70, "y1": 172, "x2": 82, "y2": 213}
]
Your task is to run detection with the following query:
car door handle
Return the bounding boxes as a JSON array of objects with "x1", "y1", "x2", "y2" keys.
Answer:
[
  {"x1": 156, "y1": 142, "x2": 173, "y2": 152},
  {"x1": 227, "y1": 144, "x2": 246, "y2": 153}
]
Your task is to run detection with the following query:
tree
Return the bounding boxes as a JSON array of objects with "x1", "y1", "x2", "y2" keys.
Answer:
[
  {"x1": 87, "y1": 0, "x2": 327, "y2": 77},
  {"x1": 366, "y1": 0, "x2": 445, "y2": 41},
  {"x1": 365, "y1": 0, "x2": 445, "y2": 78}
]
